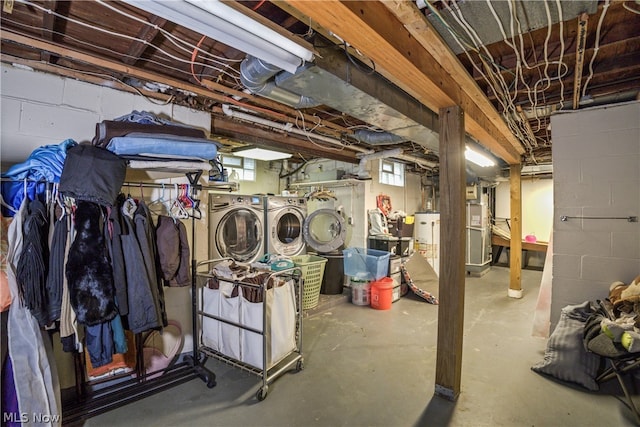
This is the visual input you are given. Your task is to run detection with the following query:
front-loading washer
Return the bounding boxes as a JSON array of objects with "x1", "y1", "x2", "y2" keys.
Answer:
[
  {"x1": 264, "y1": 196, "x2": 307, "y2": 257},
  {"x1": 209, "y1": 194, "x2": 264, "y2": 263}
]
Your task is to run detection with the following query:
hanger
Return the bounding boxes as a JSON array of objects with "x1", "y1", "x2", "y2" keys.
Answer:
[
  {"x1": 170, "y1": 184, "x2": 189, "y2": 220},
  {"x1": 0, "y1": 193, "x2": 17, "y2": 214},
  {"x1": 52, "y1": 183, "x2": 66, "y2": 220},
  {"x1": 148, "y1": 183, "x2": 172, "y2": 217}
]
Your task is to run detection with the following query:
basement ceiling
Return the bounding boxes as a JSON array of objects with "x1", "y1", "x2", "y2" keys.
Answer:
[{"x1": 1, "y1": 0, "x2": 639, "y2": 173}]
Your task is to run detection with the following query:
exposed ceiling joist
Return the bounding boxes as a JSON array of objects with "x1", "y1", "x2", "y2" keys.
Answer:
[
  {"x1": 283, "y1": 0, "x2": 524, "y2": 164},
  {"x1": 1, "y1": 30, "x2": 358, "y2": 159},
  {"x1": 211, "y1": 113, "x2": 359, "y2": 164},
  {"x1": 122, "y1": 14, "x2": 166, "y2": 66},
  {"x1": 572, "y1": 13, "x2": 589, "y2": 109}
]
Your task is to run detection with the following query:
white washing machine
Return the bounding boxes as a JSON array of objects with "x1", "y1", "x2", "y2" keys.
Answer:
[
  {"x1": 209, "y1": 194, "x2": 264, "y2": 263},
  {"x1": 264, "y1": 196, "x2": 307, "y2": 257},
  {"x1": 302, "y1": 208, "x2": 347, "y2": 254}
]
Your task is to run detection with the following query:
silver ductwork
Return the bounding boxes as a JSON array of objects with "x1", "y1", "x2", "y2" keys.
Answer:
[
  {"x1": 276, "y1": 45, "x2": 441, "y2": 152},
  {"x1": 240, "y1": 56, "x2": 320, "y2": 109},
  {"x1": 353, "y1": 129, "x2": 406, "y2": 145}
]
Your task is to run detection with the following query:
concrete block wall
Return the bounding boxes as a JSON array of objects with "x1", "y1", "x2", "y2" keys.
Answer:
[
  {"x1": 1, "y1": 63, "x2": 211, "y2": 165},
  {"x1": 1, "y1": 63, "x2": 213, "y2": 389},
  {"x1": 551, "y1": 101, "x2": 640, "y2": 328}
]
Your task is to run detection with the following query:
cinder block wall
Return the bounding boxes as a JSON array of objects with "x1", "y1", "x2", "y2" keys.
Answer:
[
  {"x1": 1, "y1": 63, "x2": 211, "y2": 164},
  {"x1": 551, "y1": 101, "x2": 640, "y2": 328},
  {"x1": 1, "y1": 63, "x2": 214, "y2": 388}
]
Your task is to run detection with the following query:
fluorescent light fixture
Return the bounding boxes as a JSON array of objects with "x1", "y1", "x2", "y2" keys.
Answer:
[
  {"x1": 122, "y1": 0, "x2": 314, "y2": 73},
  {"x1": 234, "y1": 147, "x2": 292, "y2": 161},
  {"x1": 465, "y1": 147, "x2": 496, "y2": 167}
]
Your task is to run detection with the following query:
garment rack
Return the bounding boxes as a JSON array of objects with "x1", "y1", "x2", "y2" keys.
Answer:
[
  {"x1": 64, "y1": 170, "x2": 217, "y2": 424},
  {"x1": 1, "y1": 171, "x2": 218, "y2": 423}
]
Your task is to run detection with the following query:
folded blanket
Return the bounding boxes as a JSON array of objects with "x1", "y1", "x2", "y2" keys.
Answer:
[
  {"x1": 127, "y1": 160, "x2": 212, "y2": 171},
  {"x1": 93, "y1": 120, "x2": 206, "y2": 147},
  {"x1": 107, "y1": 133, "x2": 219, "y2": 159}
]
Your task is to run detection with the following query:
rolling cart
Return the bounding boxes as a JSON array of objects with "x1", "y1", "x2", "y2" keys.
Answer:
[{"x1": 196, "y1": 259, "x2": 304, "y2": 400}]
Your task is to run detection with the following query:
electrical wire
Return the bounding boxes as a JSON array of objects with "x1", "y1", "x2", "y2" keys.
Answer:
[
  {"x1": 294, "y1": 110, "x2": 345, "y2": 152},
  {"x1": 97, "y1": 0, "x2": 243, "y2": 85},
  {"x1": 29, "y1": 60, "x2": 176, "y2": 105},
  {"x1": 190, "y1": 36, "x2": 207, "y2": 84},
  {"x1": 342, "y1": 43, "x2": 376, "y2": 75},
  {"x1": 555, "y1": 0, "x2": 566, "y2": 110},
  {"x1": 424, "y1": 0, "x2": 575, "y2": 158},
  {"x1": 96, "y1": 0, "x2": 243, "y2": 66},
  {"x1": 1, "y1": 17, "x2": 212, "y2": 81},
  {"x1": 623, "y1": 1, "x2": 640, "y2": 15},
  {"x1": 582, "y1": 0, "x2": 611, "y2": 98},
  {"x1": 15, "y1": 0, "x2": 242, "y2": 85}
]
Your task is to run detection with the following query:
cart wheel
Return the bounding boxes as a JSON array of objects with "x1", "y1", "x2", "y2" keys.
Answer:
[
  {"x1": 256, "y1": 387, "x2": 268, "y2": 401},
  {"x1": 206, "y1": 377, "x2": 217, "y2": 389},
  {"x1": 296, "y1": 358, "x2": 304, "y2": 372}
]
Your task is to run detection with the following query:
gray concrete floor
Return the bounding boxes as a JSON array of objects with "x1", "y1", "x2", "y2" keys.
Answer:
[{"x1": 84, "y1": 266, "x2": 638, "y2": 426}]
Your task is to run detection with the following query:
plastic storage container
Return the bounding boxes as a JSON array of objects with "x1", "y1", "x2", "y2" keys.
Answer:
[
  {"x1": 370, "y1": 277, "x2": 394, "y2": 310},
  {"x1": 292, "y1": 255, "x2": 328, "y2": 310},
  {"x1": 343, "y1": 247, "x2": 391, "y2": 281},
  {"x1": 350, "y1": 277, "x2": 371, "y2": 306}
]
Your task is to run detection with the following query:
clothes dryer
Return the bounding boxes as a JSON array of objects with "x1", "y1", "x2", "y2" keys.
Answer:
[
  {"x1": 264, "y1": 196, "x2": 307, "y2": 257},
  {"x1": 209, "y1": 194, "x2": 264, "y2": 263}
]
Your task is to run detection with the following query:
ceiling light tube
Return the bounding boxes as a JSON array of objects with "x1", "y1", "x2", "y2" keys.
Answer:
[
  {"x1": 234, "y1": 147, "x2": 292, "y2": 161},
  {"x1": 122, "y1": 0, "x2": 313, "y2": 73},
  {"x1": 465, "y1": 147, "x2": 496, "y2": 167},
  {"x1": 185, "y1": 0, "x2": 314, "y2": 63}
]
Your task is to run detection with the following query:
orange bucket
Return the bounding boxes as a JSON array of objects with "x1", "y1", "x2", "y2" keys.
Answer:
[{"x1": 370, "y1": 277, "x2": 394, "y2": 310}]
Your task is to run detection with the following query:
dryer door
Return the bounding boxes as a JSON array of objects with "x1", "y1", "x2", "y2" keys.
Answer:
[
  {"x1": 270, "y1": 207, "x2": 305, "y2": 256},
  {"x1": 215, "y1": 208, "x2": 263, "y2": 262},
  {"x1": 303, "y1": 208, "x2": 347, "y2": 253}
]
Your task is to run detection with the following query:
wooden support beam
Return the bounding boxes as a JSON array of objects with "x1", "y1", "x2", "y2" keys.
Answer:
[
  {"x1": 435, "y1": 105, "x2": 466, "y2": 401},
  {"x1": 573, "y1": 13, "x2": 589, "y2": 109},
  {"x1": 509, "y1": 164, "x2": 523, "y2": 298},
  {"x1": 211, "y1": 115, "x2": 359, "y2": 163},
  {"x1": 282, "y1": 0, "x2": 523, "y2": 165}
]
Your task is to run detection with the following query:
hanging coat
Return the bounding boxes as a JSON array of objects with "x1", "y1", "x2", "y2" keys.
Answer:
[
  {"x1": 156, "y1": 215, "x2": 191, "y2": 287},
  {"x1": 59, "y1": 216, "x2": 81, "y2": 353},
  {"x1": 120, "y1": 198, "x2": 163, "y2": 333},
  {"x1": 104, "y1": 202, "x2": 128, "y2": 316},
  {"x1": 45, "y1": 204, "x2": 67, "y2": 325},
  {"x1": 66, "y1": 201, "x2": 117, "y2": 326},
  {"x1": 134, "y1": 201, "x2": 167, "y2": 327},
  {"x1": 16, "y1": 198, "x2": 49, "y2": 327},
  {"x1": 7, "y1": 198, "x2": 61, "y2": 426}
]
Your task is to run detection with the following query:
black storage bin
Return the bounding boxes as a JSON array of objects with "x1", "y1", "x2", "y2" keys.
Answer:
[
  {"x1": 368, "y1": 235, "x2": 399, "y2": 255},
  {"x1": 320, "y1": 251, "x2": 344, "y2": 295}
]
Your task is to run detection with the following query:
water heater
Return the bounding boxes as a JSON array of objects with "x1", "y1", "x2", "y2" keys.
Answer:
[{"x1": 413, "y1": 212, "x2": 440, "y2": 276}]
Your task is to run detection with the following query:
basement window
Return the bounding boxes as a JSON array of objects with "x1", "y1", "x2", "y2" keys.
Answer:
[
  {"x1": 379, "y1": 160, "x2": 404, "y2": 186},
  {"x1": 221, "y1": 155, "x2": 256, "y2": 181}
]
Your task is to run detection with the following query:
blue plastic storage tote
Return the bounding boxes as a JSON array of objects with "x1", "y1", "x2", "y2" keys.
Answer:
[{"x1": 343, "y1": 247, "x2": 391, "y2": 280}]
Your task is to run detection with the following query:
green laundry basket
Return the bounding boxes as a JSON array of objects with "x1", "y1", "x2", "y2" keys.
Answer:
[{"x1": 292, "y1": 255, "x2": 328, "y2": 310}]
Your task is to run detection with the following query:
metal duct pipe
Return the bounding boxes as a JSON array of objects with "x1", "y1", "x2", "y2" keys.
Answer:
[
  {"x1": 394, "y1": 153, "x2": 438, "y2": 170},
  {"x1": 221, "y1": 104, "x2": 371, "y2": 154},
  {"x1": 356, "y1": 148, "x2": 437, "y2": 177},
  {"x1": 356, "y1": 148, "x2": 403, "y2": 177},
  {"x1": 240, "y1": 56, "x2": 320, "y2": 109},
  {"x1": 353, "y1": 129, "x2": 406, "y2": 145}
]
